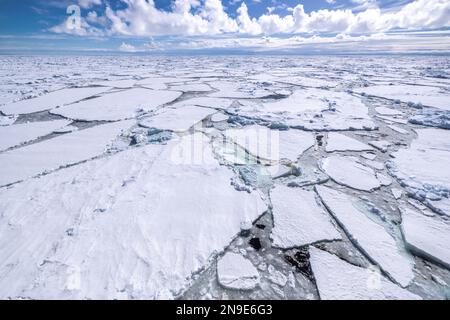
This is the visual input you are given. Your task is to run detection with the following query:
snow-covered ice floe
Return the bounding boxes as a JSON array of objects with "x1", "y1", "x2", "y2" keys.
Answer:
[
  {"x1": 233, "y1": 88, "x2": 376, "y2": 131},
  {"x1": 0, "y1": 121, "x2": 133, "y2": 187},
  {"x1": 319, "y1": 155, "x2": 384, "y2": 192},
  {"x1": 217, "y1": 253, "x2": 260, "y2": 290},
  {"x1": 309, "y1": 247, "x2": 421, "y2": 300},
  {"x1": 0, "y1": 114, "x2": 17, "y2": 126},
  {"x1": 52, "y1": 88, "x2": 181, "y2": 121},
  {"x1": 316, "y1": 186, "x2": 415, "y2": 287},
  {"x1": 1, "y1": 87, "x2": 110, "y2": 115},
  {"x1": 0, "y1": 133, "x2": 266, "y2": 299},
  {"x1": 325, "y1": 133, "x2": 374, "y2": 153},
  {"x1": 388, "y1": 128, "x2": 450, "y2": 217},
  {"x1": 138, "y1": 105, "x2": 215, "y2": 132},
  {"x1": 354, "y1": 84, "x2": 450, "y2": 110},
  {"x1": 400, "y1": 207, "x2": 450, "y2": 270},
  {"x1": 270, "y1": 185, "x2": 341, "y2": 249},
  {"x1": 0, "y1": 119, "x2": 70, "y2": 152}
]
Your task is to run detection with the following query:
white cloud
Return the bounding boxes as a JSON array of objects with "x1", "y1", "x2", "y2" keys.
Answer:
[
  {"x1": 78, "y1": 0, "x2": 102, "y2": 9},
  {"x1": 119, "y1": 42, "x2": 138, "y2": 52},
  {"x1": 50, "y1": 0, "x2": 450, "y2": 38}
]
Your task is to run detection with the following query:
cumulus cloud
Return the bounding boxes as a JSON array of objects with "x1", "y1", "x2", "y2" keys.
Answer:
[
  {"x1": 78, "y1": 0, "x2": 102, "y2": 9},
  {"x1": 51, "y1": 0, "x2": 450, "y2": 37}
]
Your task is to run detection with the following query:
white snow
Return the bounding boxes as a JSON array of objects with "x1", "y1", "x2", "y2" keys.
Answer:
[
  {"x1": 388, "y1": 125, "x2": 408, "y2": 134},
  {"x1": 217, "y1": 253, "x2": 260, "y2": 290},
  {"x1": 392, "y1": 188, "x2": 403, "y2": 200},
  {"x1": 375, "y1": 107, "x2": 404, "y2": 116},
  {"x1": 1, "y1": 87, "x2": 111, "y2": 115},
  {"x1": 224, "y1": 126, "x2": 314, "y2": 163},
  {"x1": 138, "y1": 105, "x2": 215, "y2": 132},
  {"x1": 319, "y1": 155, "x2": 382, "y2": 192},
  {"x1": 0, "y1": 119, "x2": 70, "y2": 152},
  {"x1": 209, "y1": 80, "x2": 271, "y2": 98},
  {"x1": 355, "y1": 84, "x2": 450, "y2": 111},
  {"x1": 309, "y1": 247, "x2": 421, "y2": 300},
  {"x1": 326, "y1": 133, "x2": 374, "y2": 152},
  {"x1": 270, "y1": 185, "x2": 341, "y2": 249},
  {"x1": 401, "y1": 207, "x2": 450, "y2": 269},
  {"x1": 316, "y1": 186, "x2": 415, "y2": 287},
  {"x1": 0, "y1": 120, "x2": 134, "y2": 187},
  {"x1": 174, "y1": 97, "x2": 233, "y2": 110},
  {"x1": 0, "y1": 133, "x2": 266, "y2": 298},
  {"x1": 0, "y1": 114, "x2": 17, "y2": 126},
  {"x1": 95, "y1": 79, "x2": 136, "y2": 89},
  {"x1": 170, "y1": 83, "x2": 211, "y2": 92},
  {"x1": 52, "y1": 88, "x2": 182, "y2": 121},
  {"x1": 211, "y1": 113, "x2": 229, "y2": 122}
]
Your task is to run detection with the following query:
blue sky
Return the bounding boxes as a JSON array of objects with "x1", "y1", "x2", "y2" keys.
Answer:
[{"x1": 0, "y1": 0, "x2": 449, "y2": 54}]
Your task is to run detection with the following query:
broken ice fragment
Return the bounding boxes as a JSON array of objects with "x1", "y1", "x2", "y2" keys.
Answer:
[
  {"x1": 271, "y1": 185, "x2": 341, "y2": 249},
  {"x1": 217, "y1": 253, "x2": 260, "y2": 290},
  {"x1": 316, "y1": 186, "x2": 415, "y2": 287},
  {"x1": 309, "y1": 247, "x2": 421, "y2": 300},
  {"x1": 401, "y1": 207, "x2": 450, "y2": 270},
  {"x1": 325, "y1": 133, "x2": 374, "y2": 152},
  {"x1": 369, "y1": 140, "x2": 391, "y2": 153}
]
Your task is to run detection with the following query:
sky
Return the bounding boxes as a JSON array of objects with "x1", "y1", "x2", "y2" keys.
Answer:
[{"x1": 0, "y1": 0, "x2": 449, "y2": 54}]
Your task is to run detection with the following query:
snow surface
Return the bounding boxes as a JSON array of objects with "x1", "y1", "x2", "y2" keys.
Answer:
[
  {"x1": 0, "y1": 133, "x2": 266, "y2": 298},
  {"x1": 270, "y1": 185, "x2": 341, "y2": 248},
  {"x1": 1, "y1": 87, "x2": 110, "y2": 115},
  {"x1": 139, "y1": 105, "x2": 215, "y2": 132},
  {"x1": 0, "y1": 119, "x2": 70, "y2": 151},
  {"x1": 0, "y1": 121, "x2": 133, "y2": 186},
  {"x1": 326, "y1": 133, "x2": 374, "y2": 152},
  {"x1": 52, "y1": 88, "x2": 181, "y2": 121},
  {"x1": 401, "y1": 207, "x2": 450, "y2": 269},
  {"x1": 316, "y1": 186, "x2": 415, "y2": 287},
  {"x1": 319, "y1": 155, "x2": 382, "y2": 192},
  {"x1": 310, "y1": 247, "x2": 421, "y2": 300},
  {"x1": 217, "y1": 253, "x2": 260, "y2": 290}
]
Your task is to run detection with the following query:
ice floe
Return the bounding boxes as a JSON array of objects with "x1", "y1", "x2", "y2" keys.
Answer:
[
  {"x1": 0, "y1": 119, "x2": 71, "y2": 152},
  {"x1": 0, "y1": 114, "x2": 17, "y2": 126},
  {"x1": 217, "y1": 253, "x2": 260, "y2": 290},
  {"x1": 1, "y1": 87, "x2": 111, "y2": 115},
  {"x1": 309, "y1": 247, "x2": 420, "y2": 300},
  {"x1": 52, "y1": 88, "x2": 182, "y2": 121},
  {"x1": 316, "y1": 186, "x2": 415, "y2": 287},
  {"x1": 388, "y1": 128, "x2": 450, "y2": 217},
  {"x1": 139, "y1": 105, "x2": 215, "y2": 132},
  {"x1": 325, "y1": 133, "x2": 374, "y2": 152},
  {"x1": 401, "y1": 207, "x2": 450, "y2": 270},
  {"x1": 270, "y1": 185, "x2": 341, "y2": 249},
  {"x1": 0, "y1": 120, "x2": 133, "y2": 187},
  {"x1": 368, "y1": 140, "x2": 392, "y2": 153},
  {"x1": 319, "y1": 155, "x2": 383, "y2": 192},
  {"x1": 0, "y1": 133, "x2": 266, "y2": 298}
]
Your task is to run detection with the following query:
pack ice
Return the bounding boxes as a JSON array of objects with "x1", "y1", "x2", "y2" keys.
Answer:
[{"x1": 0, "y1": 133, "x2": 266, "y2": 299}]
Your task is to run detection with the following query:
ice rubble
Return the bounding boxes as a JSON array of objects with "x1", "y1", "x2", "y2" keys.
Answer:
[
  {"x1": 354, "y1": 84, "x2": 450, "y2": 110},
  {"x1": 224, "y1": 126, "x2": 314, "y2": 163},
  {"x1": 270, "y1": 185, "x2": 341, "y2": 249},
  {"x1": 0, "y1": 133, "x2": 266, "y2": 299},
  {"x1": 0, "y1": 114, "x2": 17, "y2": 126},
  {"x1": 319, "y1": 155, "x2": 383, "y2": 192},
  {"x1": 217, "y1": 253, "x2": 260, "y2": 290},
  {"x1": 234, "y1": 89, "x2": 375, "y2": 131},
  {"x1": 325, "y1": 133, "x2": 374, "y2": 152},
  {"x1": 1, "y1": 87, "x2": 110, "y2": 115},
  {"x1": 388, "y1": 128, "x2": 450, "y2": 217},
  {"x1": 0, "y1": 120, "x2": 133, "y2": 187},
  {"x1": 209, "y1": 81, "x2": 272, "y2": 99},
  {"x1": 309, "y1": 247, "x2": 421, "y2": 300},
  {"x1": 409, "y1": 108, "x2": 450, "y2": 129},
  {"x1": 316, "y1": 186, "x2": 415, "y2": 287},
  {"x1": 139, "y1": 106, "x2": 215, "y2": 132},
  {"x1": 401, "y1": 207, "x2": 450, "y2": 269},
  {"x1": 52, "y1": 88, "x2": 182, "y2": 122},
  {"x1": 368, "y1": 140, "x2": 391, "y2": 153},
  {"x1": 0, "y1": 119, "x2": 70, "y2": 152}
]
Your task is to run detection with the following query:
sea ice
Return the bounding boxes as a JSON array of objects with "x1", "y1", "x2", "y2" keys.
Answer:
[
  {"x1": 319, "y1": 155, "x2": 382, "y2": 192},
  {"x1": 270, "y1": 185, "x2": 341, "y2": 249},
  {"x1": 217, "y1": 253, "x2": 260, "y2": 290},
  {"x1": 401, "y1": 207, "x2": 450, "y2": 269},
  {"x1": 325, "y1": 133, "x2": 374, "y2": 152},
  {"x1": 52, "y1": 88, "x2": 182, "y2": 121},
  {"x1": 375, "y1": 107, "x2": 404, "y2": 116},
  {"x1": 309, "y1": 247, "x2": 420, "y2": 300},
  {"x1": 1, "y1": 87, "x2": 110, "y2": 115},
  {"x1": 0, "y1": 133, "x2": 266, "y2": 298},
  {"x1": 170, "y1": 83, "x2": 212, "y2": 92},
  {"x1": 138, "y1": 105, "x2": 215, "y2": 132},
  {"x1": 0, "y1": 114, "x2": 17, "y2": 126},
  {"x1": 316, "y1": 186, "x2": 415, "y2": 287},
  {"x1": 0, "y1": 120, "x2": 134, "y2": 187},
  {"x1": 368, "y1": 140, "x2": 392, "y2": 152},
  {"x1": 95, "y1": 79, "x2": 136, "y2": 89},
  {"x1": 0, "y1": 119, "x2": 70, "y2": 152}
]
